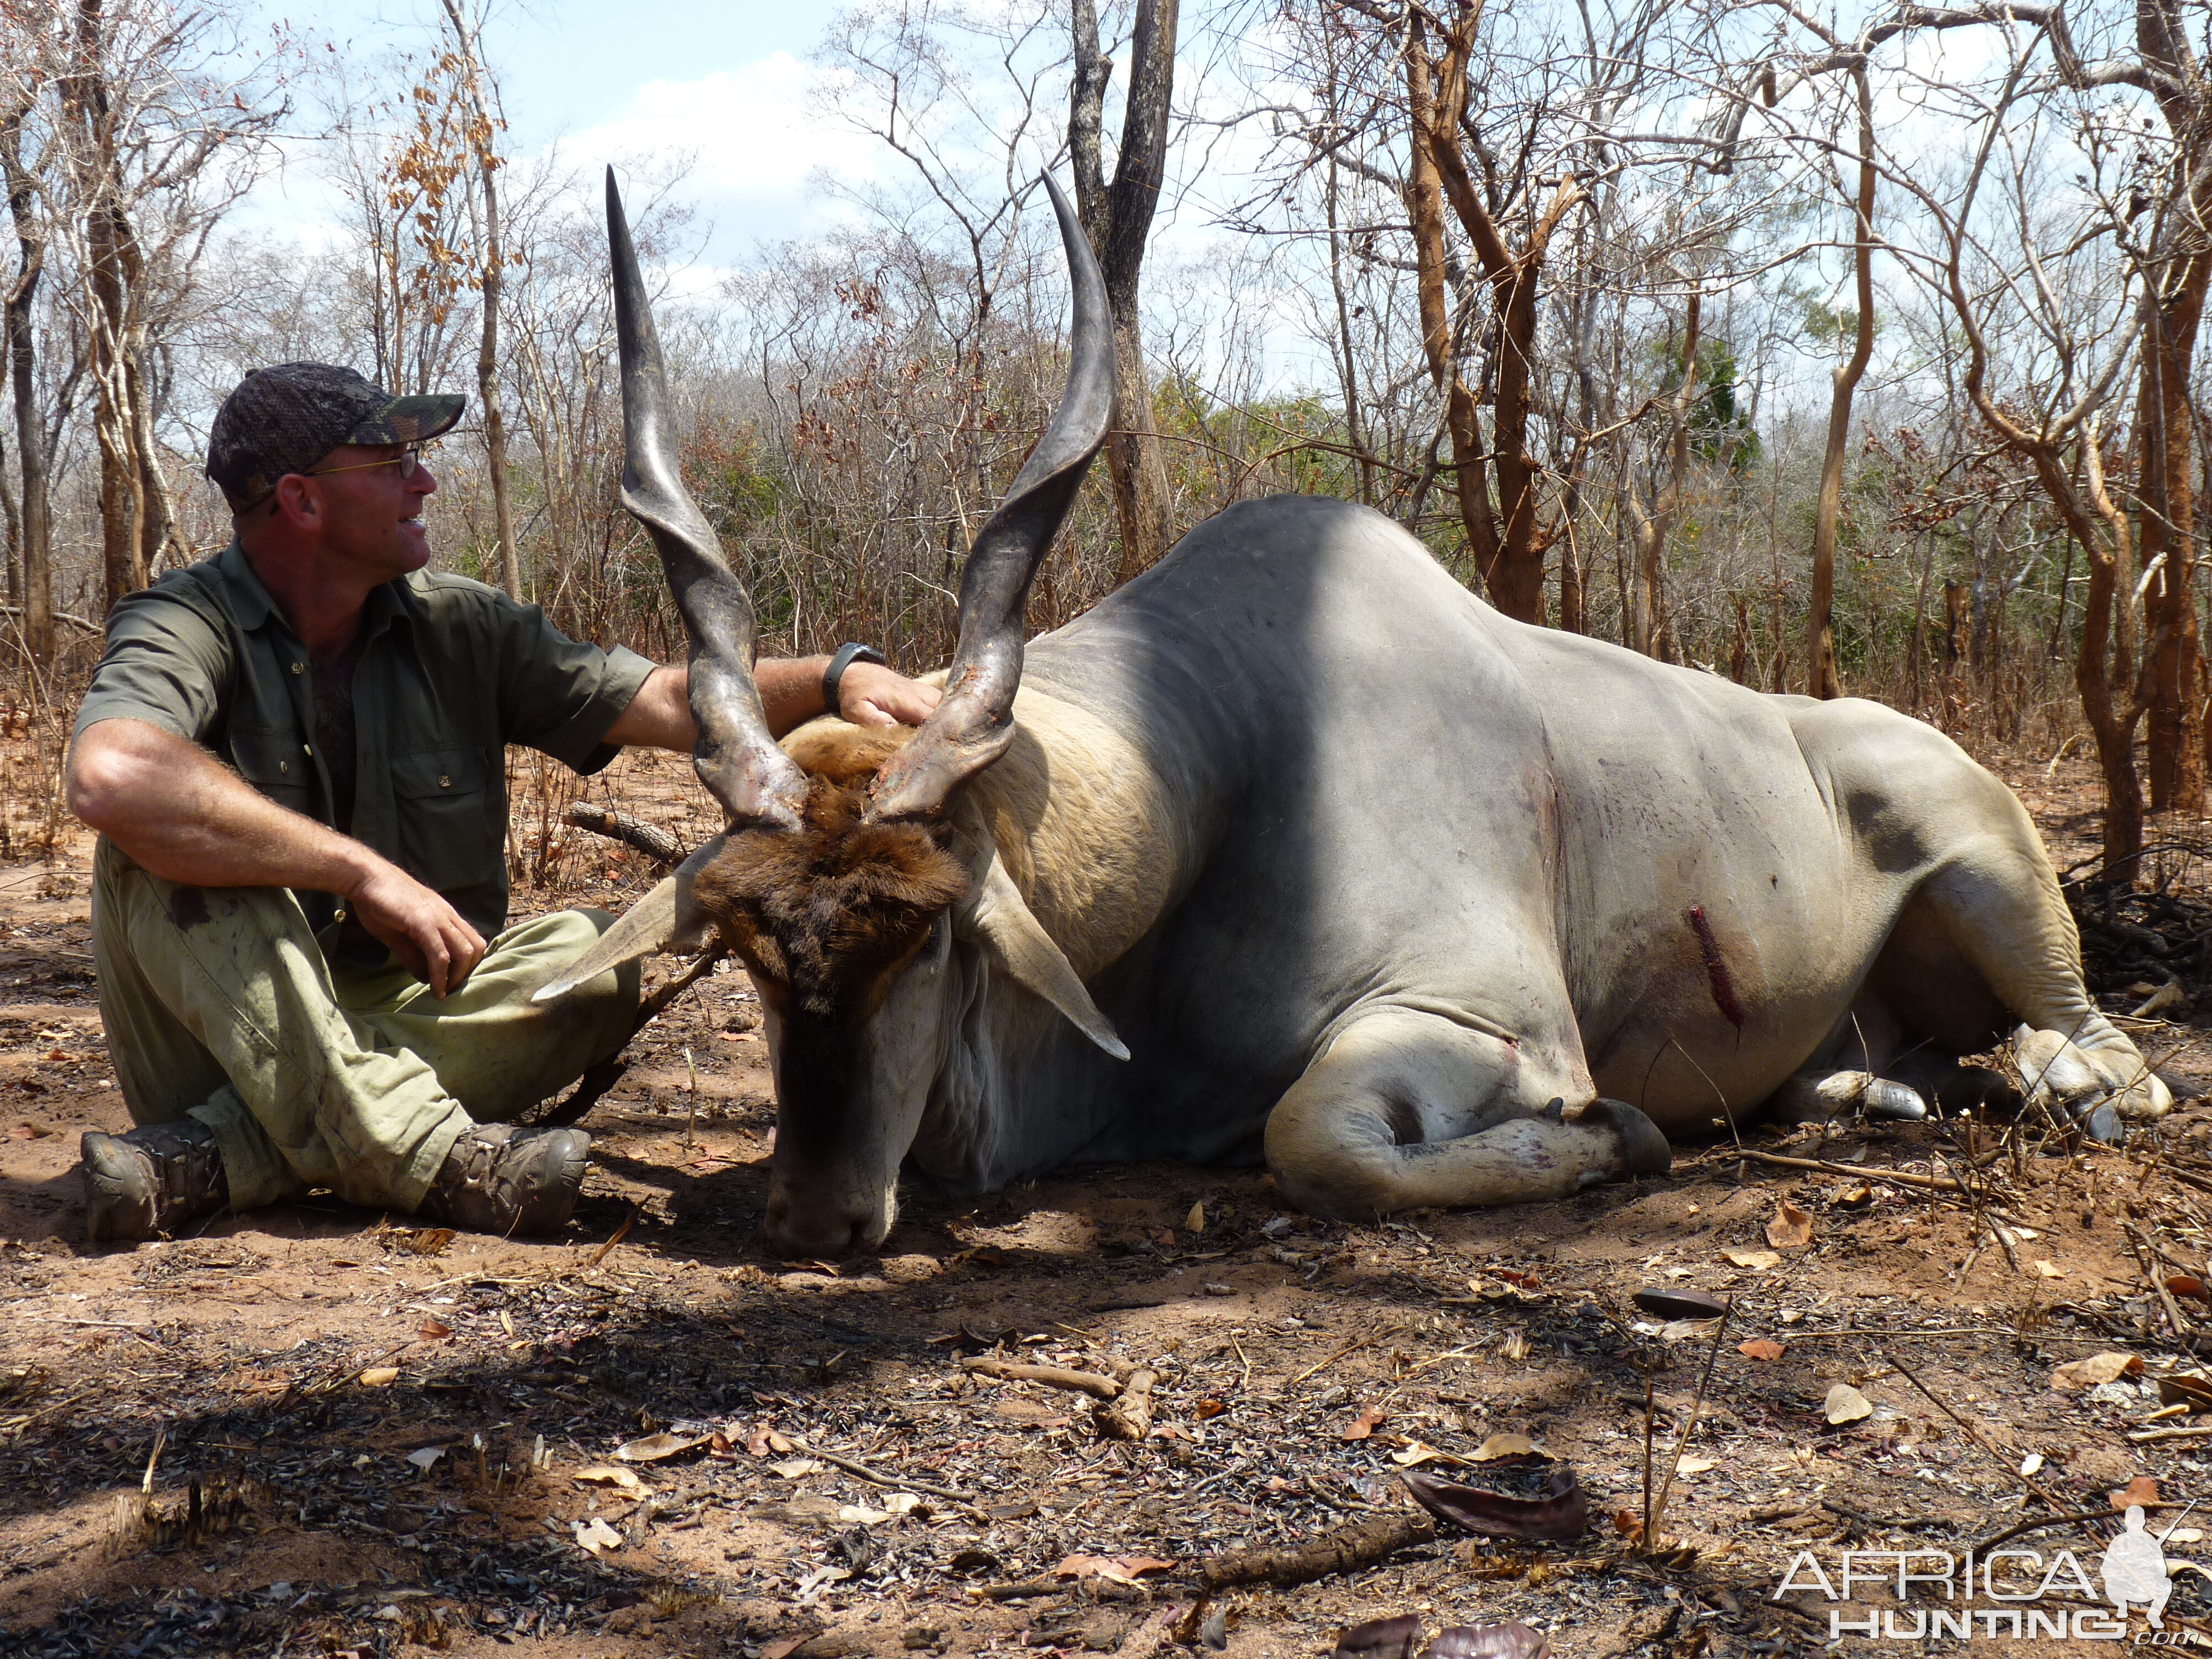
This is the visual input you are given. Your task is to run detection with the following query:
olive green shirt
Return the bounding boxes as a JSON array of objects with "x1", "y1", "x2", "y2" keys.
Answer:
[{"x1": 75, "y1": 541, "x2": 655, "y2": 954}]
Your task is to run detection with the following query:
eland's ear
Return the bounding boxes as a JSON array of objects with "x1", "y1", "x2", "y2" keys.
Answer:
[
  {"x1": 954, "y1": 839, "x2": 1128, "y2": 1061},
  {"x1": 531, "y1": 836, "x2": 726, "y2": 1004}
]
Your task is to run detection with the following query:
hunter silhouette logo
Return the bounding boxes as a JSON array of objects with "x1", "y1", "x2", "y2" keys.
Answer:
[{"x1": 2103, "y1": 1505, "x2": 2174, "y2": 1629}]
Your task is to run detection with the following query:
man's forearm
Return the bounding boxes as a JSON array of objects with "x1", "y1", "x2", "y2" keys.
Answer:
[
  {"x1": 69, "y1": 718, "x2": 387, "y2": 896},
  {"x1": 606, "y1": 660, "x2": 838, "y2": 749}
]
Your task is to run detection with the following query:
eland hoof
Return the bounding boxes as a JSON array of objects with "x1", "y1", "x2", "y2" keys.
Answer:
[
  {"x1": 1577, "y1": 1097, "x2": 1673, "y2": 1177},
  {"x1": 1863, "y1": 1079, "x2": 1928, "y2": 1121}
]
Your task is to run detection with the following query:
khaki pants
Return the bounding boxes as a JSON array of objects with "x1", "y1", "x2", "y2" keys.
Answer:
[{"x1": 91, "y1": 839, "x2": 640, "y2": 1214}]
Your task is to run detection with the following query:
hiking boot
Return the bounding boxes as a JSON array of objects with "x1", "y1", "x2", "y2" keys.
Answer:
[
  {"x1": 81, "y1": 1119, "x2": 230, "y2": 1243},
  {"x1": 418, "y1": 1124, "x2": 589, "y2": 1236}
]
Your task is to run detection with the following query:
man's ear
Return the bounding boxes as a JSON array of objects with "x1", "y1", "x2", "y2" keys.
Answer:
[{"x1": 951, "y1": 815, "x2": 1128, "y2": 1061}]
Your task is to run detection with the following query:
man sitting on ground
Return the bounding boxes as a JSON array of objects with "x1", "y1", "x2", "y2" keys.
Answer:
[{"x1": 64, "y1": 362, "x2": 932, "y2": 1243}]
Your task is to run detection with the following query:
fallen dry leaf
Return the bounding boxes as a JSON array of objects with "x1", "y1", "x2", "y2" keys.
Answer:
[
  {"x1": 416, "y1": 1319, "x2": 452, "y2": 1340},
  {"x1": 1631, "y1": 1287, "x2": 1728, "y2": 1321},
  {"x1": 1194, "y1": 1398, "x2": 1229, "y2": 1420},
  {"x1": 1470, "y1": 1433, "x2": 1540, "y2": 1463},
  {"x1": 2052, "y1": 1352, "x2": 2143, "y2": 1390},
  {"x1": 1739, "y1": 1338, "x2": 1786, "y2": 1361},
  {"x1": 2158, "y1": 1373, "x2": 2212, "y2": 1411},
  {"x1": 573, "y1": 1465, "x2": 646, "y2": 1495},
  {"x1": 2111, "y1": 1475, "x2": 2162, "y2": 1510},
  {"x1": 1185, "y1": 1201, "x2": 1206, "y2": 1233},
  {"x1": 614, "y1": 1431, "x2": 708, "y2": 1464},
  {"x1": 1723, "y1": 1249, "x2": 1781, "y2": 1271},
  {"x1": 838, "y1": 1504, "x2": 891, "y2": 1525},
  {"x1": 1428, "y1": 1623, "x2": 1552, "y2": 1659},
  {"x1": 573, "y1": 1516, "x2": 623, "y2": 1557},
  {"x1": 1056, "y1": 1553, "x2": 1176, "y2": 1586},
  {"x1": 7, "y1": 1121, "x2": 48, "y2": 1140},
  {"x1": 1673, "y1": 1457, "x2": 1717, "y2": 1477},
  {"x1": 768, "y1": 1458, "x2": 823, "y2": 1479},
  {"x1": 2020, "y1": 1453, "x2": 2044, "y2": 1478},
  {"x1": 1767, "y1": 1199, "x2": 1815, "y2": 1250},
  {"x1": 2031, "y1": 1260, "x2": 2065, "y2": 1279},
  {"x1": 404, "y1": 1446, "x2": 444, "y2": 1470},
  {"x1": 1340, "y1": 1404, "x2": 1386, "y2": 1441},
  {"x1": 1823, "y1": 1384, "x2": 1874, "y2": 1426},
  {"x1": 1400, "y1": 1465, "x2": 1588, "y2": 1541},
  {"x1": 357, "y1": 1367, "x2": 399, "y2": 1388},
  {"x1": 1390, "y1": 1438, "x2": 1454, "y2": 1468},
  {"x1": 2168, "y1": 1276, "x2": 2210, "y2": 1301}
]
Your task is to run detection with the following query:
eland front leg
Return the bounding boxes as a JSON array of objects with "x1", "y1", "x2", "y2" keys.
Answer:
[{"x1": 1262, "y1": 1006, "x2": 1671, "y2": 1218}]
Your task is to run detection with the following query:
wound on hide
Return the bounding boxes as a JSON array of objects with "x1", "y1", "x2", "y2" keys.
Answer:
[{"x1": 1684, "y1": 904, "x2": 1744, "y2": 1032}]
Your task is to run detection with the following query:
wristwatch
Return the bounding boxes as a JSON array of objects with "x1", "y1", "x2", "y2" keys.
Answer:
[{"x1": 822, "y1": 643, "x2": 888, "y2": 718}]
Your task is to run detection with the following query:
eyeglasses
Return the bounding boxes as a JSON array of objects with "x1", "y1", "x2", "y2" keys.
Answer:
[{"x1": 251, "y1": 445, "x2": 429, "y2": 514}]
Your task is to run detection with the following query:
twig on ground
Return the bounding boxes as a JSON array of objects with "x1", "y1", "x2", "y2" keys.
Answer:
[
  {"x1": 1734, "y1": 1150, "x2": 1961, "y2": 1192},
  {"x1": 794, "y1": 1440, "x2": 980, "y2": 1505},
  {"x1": 960, "y1": 1357, "x2": 1121, "y2": 1400},
  {"x1": 1291, "y1": 1334, "x2": 1381, "y2": 1387},
  {"x1": 1887, "y1": 1352, "x2": 2065, "y2": 1511}
]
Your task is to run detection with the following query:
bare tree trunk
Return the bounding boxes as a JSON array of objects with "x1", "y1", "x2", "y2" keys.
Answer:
[
  {"x1": 440, "y1": 0, "x2": 522, "y2": 601},
  {"x1": 1416, "y1": 1, "x2": 1582, "y2": 624},
  {"x1": 2078, "y1": 433, "x2": 2147, "y2": 868},
  {"x1": 1399, "y1": 11, "x2": 1495, "y2": 591},
  {"x1": 0, "y1": 105, "x2": 51, "y2": 667},
  {"x1": 1070, "y1": 0, "x2": 1177, "y2": 586},
  {"x1": 1806, "y1": 66, "x2": 1875, "y2": 701},
  {"x1": 64, "y1": 0, "x2": 148, "y2": 609},
  {"x1": 1627, "y1": 293, "x2": 1700, "y2": 660}
]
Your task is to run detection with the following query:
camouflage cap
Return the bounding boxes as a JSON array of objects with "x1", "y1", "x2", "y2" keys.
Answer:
[{"x1": 206, "y1": 362, "x2": 465, "y2": 510}]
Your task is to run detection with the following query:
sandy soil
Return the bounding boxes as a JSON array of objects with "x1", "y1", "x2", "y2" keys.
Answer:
[{"x1": 6, "y1": 740, "x2": 2212, "y2": 1657}]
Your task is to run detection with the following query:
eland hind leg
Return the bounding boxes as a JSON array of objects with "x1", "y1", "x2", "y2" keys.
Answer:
[
  {"x1": 1263, "y1": 1006, "x2": 1670, "y2": 1219},
  {"x1": 1870, "y1": 840, "x2": 2171, "y2": 1132}
]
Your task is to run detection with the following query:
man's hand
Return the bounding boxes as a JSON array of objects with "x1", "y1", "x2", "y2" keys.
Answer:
[
  {"x1": 836, "y1": 661, "x2": 941, "y2": 728},
  {"x1": 344, "y1": 860, "x2": 487, "y2": 998},
  {"x1": 618, "y1": 659, "x2": 945, "y2": 745},
  {"x1": 70, "y1": 719, "x2": 487, "y2": 993}
]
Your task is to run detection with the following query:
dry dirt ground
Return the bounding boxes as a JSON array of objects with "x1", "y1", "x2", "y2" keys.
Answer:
[{"x1": 9, "y1": 742, "x2": 2212, "y2": 1658}]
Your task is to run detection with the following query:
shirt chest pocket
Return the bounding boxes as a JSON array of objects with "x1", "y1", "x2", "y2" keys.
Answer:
[
  {"x1": 389, "y1": 744, "x2": 495, "y2": 891},
  {"x1": 230, "y1": 726, "x2": 315, "y2": 815}
]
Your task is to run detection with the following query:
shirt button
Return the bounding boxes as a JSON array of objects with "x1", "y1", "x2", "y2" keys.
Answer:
[
  {"x1": 303, "y1": 744, "x2": 312, "y2": 757},
  {"x1": 290, "y1": 662, "x2": 304, "y2": 675},
  {"x1": 439, "y1": 774, "x2": 451, "y2": 788},
  {"x1": 279, "y1": 761, "x2": 288, "y2": 775}
]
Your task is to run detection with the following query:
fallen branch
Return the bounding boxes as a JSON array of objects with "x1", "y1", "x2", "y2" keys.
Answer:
[
  {"x1": 1094, "y1": 1368, "x2": 1156, "y2": 1440},
  {"x1": 1198, "y1": 1510, "x2": 1437, "y2": 1590},
  {"x1": 970, "y1": 1579, "x2": 1071, "y2": 1603},
  {"x1": 1736, "y1": 1150, "x2": 1960, "y2": 1192},
  {"x1": 564, "y1": 804, "x2": 687, "y2": 867},
  {"x1": 962, "y1": 1356, "x2": 1121, "y2": 1400}
]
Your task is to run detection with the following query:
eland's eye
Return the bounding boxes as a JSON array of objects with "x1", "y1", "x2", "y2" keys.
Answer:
[{"x1": 920, "y1": 912, "x2": 952, "y2": 972}]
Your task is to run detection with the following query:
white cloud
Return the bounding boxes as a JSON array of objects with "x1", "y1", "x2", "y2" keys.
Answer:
[{"x1": 568, "y1": 53, "x2": 884, "y2": 252}]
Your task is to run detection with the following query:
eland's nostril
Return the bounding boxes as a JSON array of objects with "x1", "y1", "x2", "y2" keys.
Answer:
[{"x1": 763, "y1": 1199, "x2": 868, "y2": 1260}]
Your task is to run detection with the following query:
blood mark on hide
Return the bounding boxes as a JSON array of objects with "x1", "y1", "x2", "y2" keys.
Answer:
[{"x1": 1684, "y1": 905, "x2": 1744, "y2": 1032}]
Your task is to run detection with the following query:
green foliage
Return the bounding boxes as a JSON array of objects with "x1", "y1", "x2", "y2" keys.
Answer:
[{"x1": 1691, "y1": 341, "x2": 1760, "y2": 473}]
